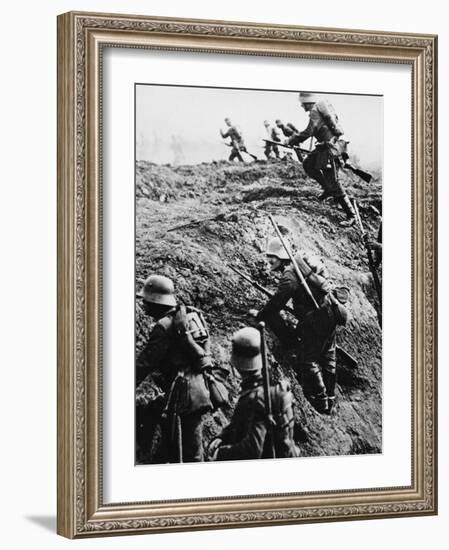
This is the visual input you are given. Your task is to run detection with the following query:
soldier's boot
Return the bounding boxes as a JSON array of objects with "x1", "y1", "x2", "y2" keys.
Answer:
[
  {"x1": 304, "y1": 165, "x2": 331, "y2": 199},
  {"x1": 323, "y1": 367, "x2": 337, "y2": 415},
  {"x1": 320, "y1": 168, "x2": 337, "y2": 201},
  {"x1": 337, "y1": 195, "x2": 356, "y2": 227},
  {"x1": 303, "y1": 362, "x2": 328, "y2": 414}
]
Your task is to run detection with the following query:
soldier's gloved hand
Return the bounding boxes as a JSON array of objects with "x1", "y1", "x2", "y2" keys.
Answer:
[
  {"x1": 248, "y1": 309, "x2": 259, "y2": 318},
  {"x1": 206, "y1": 438, "x2": 222, "y2": 461}
]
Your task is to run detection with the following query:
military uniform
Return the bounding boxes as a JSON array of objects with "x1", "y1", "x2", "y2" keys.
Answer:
[
  {"x1": 210, "y1": 326, "x2": 299, "y2": 461},
  {"x1": 289, "y1": 94, "x2": 356, "y2": 223},
  {"x1": 257, "y1": 252, "x2": 347, "y2": 414},
  {"x1": 137, "y1": 305, "x2": 213, "y2": 462},
  {"x1": 221, "y1": 123, "x2": 247, "y2": 162},
  {"x1": 275, "y1": 121, "x2": 302, "y2": 161},
  {"x1": 216, "y1": 375, "x2": 298, "y2": 460},
  {"x1": 263, "y1": 122, "x2": 283, "y2": 159}
]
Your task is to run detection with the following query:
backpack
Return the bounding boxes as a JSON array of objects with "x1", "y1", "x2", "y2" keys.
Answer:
[
  {"x1": 173, "y1": 305, "x2": 229, "y2": 410},
  {"x1": 316, "y1": 100, "x2": 344, "y2": 138},
  {"x1": 174, "y1": 305, "x2": 209, "y2": 343},
  {"x1": 270, "y1": 380, "x2": 300, "y2": 458}
]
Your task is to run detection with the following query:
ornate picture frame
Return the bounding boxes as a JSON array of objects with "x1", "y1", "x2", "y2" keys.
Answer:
[{"x1": 57, "y1": 11, "x2": 437, "y2": 538}]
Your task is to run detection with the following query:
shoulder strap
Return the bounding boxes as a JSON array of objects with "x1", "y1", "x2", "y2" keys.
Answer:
[{"x1": 157, "y1": 309, "x2": 177, "y2": 331}]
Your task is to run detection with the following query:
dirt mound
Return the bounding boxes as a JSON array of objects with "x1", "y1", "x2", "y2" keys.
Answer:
[{"x1": 136, "y1": 158, "x2": 382, "y2": 462}]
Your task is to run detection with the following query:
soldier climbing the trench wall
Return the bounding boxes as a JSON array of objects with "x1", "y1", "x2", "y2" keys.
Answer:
[
  {"x1": 288, "y1": 92, "x2": 357, "y2": 227},
  {"x1": 250, "y1": 237, "x2": 350, "y2": 415}
]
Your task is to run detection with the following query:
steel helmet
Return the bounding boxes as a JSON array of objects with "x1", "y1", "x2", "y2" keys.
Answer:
[
  {"x1": 298, "y1": 91, "x2": 318, "y2": 105},
  {"x1": 266, "y1": 237, "x2": 290, "y2": 260},
  {"x1": 231, "y1": 327, "x2": 262, "y2": 373},
  {"x1": 138, "y1": 274, "x2": 176, "y2": 307}
]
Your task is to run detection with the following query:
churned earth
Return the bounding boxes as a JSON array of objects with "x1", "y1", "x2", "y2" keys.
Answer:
[{"x1": 135, "y1": 158, "x2": 382, "y2": 463}]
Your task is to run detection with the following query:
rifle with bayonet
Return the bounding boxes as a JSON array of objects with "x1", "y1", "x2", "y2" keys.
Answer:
[
  {"x1": 268, "y1": 214, "x2": 358, "y2": 368},
  {"x1": 352, "y1": 200, "x2": 382, "y2": 327},
  {"x1": 262, "y1": 139, "x2": 372, "y2": 183},
  {"x1": 229, "y1": 265, "x2": 295, "y2": 315},
  {"x1": 258, "y1": 321, "x2": 276, "y2": 458},
  {"x1": 229, "y1": 264, "x2": 357, "y2": 368}
]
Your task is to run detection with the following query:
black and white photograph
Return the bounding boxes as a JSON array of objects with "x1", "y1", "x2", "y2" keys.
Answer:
[{"x1": 134, "y1": 83, "x2": 383, "y2": 465}]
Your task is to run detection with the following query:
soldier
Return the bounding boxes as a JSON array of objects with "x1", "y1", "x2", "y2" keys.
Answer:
[
  {"x1": 208, "y1": 327, "x2": 300, "y2": 461},
  {"x1": 220, "y1": 117, "x2": 248, "y2": 162},
  {"x1": 263, "y1": 120, "x2": 282, "y2": 159},
  {"x1": 288, "y1": 92, "x2": 356, "y2": 227},
  {"x1": 275, "y1": 119, "x2": 302, "y2": 161},
  {"x1": 275, "y1": 119, "x2": 299, "y2": 139},
  {"x1": 250, "y1": 238, "x2": 349, "y2": 415},
  {"x1": 136, "y1": 274, "x2": 213, "y2": 462}
]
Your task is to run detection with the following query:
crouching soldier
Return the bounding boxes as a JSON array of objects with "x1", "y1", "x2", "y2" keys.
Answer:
[
  {"x1": 207, "y1": 327, "x2": 299, "y2": 461},
  {"x1": 252, "y1": 238, "x2": 349, "y2": 415},
  {"x1": 136, "y1": 274, "x2": 214, "y2": 463}
]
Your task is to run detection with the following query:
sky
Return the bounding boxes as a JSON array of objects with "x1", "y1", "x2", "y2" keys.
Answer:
[{"x1": 136, "y1": 84, "x2": 383, "y2": 169}]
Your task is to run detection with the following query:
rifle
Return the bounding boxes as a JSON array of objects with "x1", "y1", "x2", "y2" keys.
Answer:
[
  {"x1": 229, "y1": 264, "x2": 357, "y2": 368},
  {"x1": 353, "y1": 200, "x2": 382, "y2": 327},
  {"x1": 268, "y1": 214, "x2": 358, "y2": 368},
  {"x1": 167, "y1": 214, "x2": 223, "y2": 233},
  {"x1": 223, "y1": 141, "x2": 258, "y2": 161},
  {"x1": 263, "y1": 139, "x2": 372, "y2": 183},
  {"x1": 258, "y1": 322, "x2": 276, "y2": 458},
  {"x1": 268, "y1": 215, "x2": 319, "y2": 308},
  {"x1": 263, "y1": 139, "x2": 304, "y2": 161},
  {"x1": 229, "y1": 265, "x2": 294, "y2": 316},
  {"x1": 341, "y1": 162, "x2": 372, "y2": 184},
  {"x1": 161, "y1": 372, "x2": 184, "y2": 463}
]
